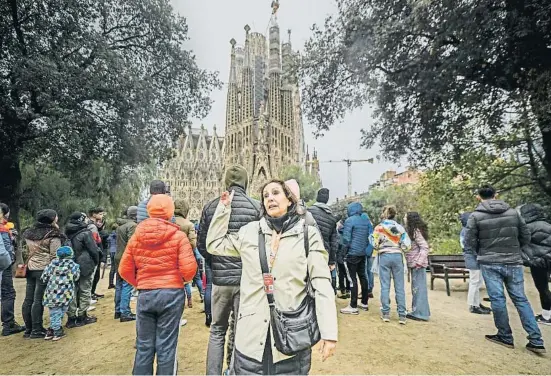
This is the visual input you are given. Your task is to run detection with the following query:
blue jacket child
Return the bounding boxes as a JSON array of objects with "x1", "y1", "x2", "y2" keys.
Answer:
[{"x1": 41, "y1": 246, "x2": 80, "y2": 338}]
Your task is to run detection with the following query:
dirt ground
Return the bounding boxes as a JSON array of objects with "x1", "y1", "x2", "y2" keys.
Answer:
[{"x1": 0, "y1": 268, "x2": 550, "y2": 375}]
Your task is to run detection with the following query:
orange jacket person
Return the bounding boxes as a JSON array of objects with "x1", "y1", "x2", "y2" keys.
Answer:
[{"x1": 118, "y1": 194, "x2": 197, "y2": 375}]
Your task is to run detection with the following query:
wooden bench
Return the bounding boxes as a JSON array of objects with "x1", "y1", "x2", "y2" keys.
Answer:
[{"x1": 428, "y1": 255, "x2": 468, "y2": 296}]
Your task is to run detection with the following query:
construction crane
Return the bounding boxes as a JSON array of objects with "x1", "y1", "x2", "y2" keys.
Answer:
[{"x1": 320, "y1": 159, "x2": 374, "y2": 197}]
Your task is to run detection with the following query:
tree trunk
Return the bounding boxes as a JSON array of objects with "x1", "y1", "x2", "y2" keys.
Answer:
[{"x1": 0, "y1": 152, "x2": 22, "y2": 229}]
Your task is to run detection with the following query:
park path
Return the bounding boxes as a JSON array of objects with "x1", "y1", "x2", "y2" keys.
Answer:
[{"x1": 0, "y1": 270, "x2": 550, "y2": 374}]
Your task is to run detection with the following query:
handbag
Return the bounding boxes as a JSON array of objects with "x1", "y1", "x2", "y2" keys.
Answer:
[{"x1": 258, "y1": 223, "x2": 321, "y2": 356}]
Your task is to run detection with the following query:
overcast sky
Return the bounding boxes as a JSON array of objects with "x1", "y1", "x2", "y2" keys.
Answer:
[{"x1": 172, "y1": 0, "x2": 402, "y2": 202}]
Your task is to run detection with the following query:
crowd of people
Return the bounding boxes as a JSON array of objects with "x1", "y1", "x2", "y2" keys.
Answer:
[{"x1": 0, "y1": 167, "x2": 550, "y2": 374}]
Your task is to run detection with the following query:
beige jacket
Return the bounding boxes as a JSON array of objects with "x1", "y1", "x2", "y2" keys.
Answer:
[
  {"x1": 175, "y1": 216, "x2": 197, "y2": 250},
  {"x1": 26, "y1": 237, "x2": 62, "y2": 271},
  {"x1": 207, "y1": 202, "x2": 338, "y2": 363}
]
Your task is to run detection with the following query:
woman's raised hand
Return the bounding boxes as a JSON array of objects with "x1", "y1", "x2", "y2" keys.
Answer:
[{"x1": 220, "y1": 190, "x2": 235, "y2": 207}]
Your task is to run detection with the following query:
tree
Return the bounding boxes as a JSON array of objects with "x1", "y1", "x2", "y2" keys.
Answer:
[
  {"x1": 0, "y1": 0, "x2": 219, "y2": 224},
  {"x1": 301, "y1": 0, "x2": 551, "y2": 198},
  {"x1": 18, "y1": 160, "x2": 156, "y2": 229},
  {"x1": 279, "y1": 165, "x2": 321, "y2": 204},
  {"x1": 361, "y1": 184, "x2": 418, "y2": 223}
]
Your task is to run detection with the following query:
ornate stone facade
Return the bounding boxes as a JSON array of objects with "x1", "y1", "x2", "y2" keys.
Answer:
[
  {"x1": 224, "y1": 12, "x2": 307, "y2": 195},
  {"x1": 161, "y1": 125, "x2": 225, "y2": 220},
  {"x1": 161, "y1": 3, "x2": 318, "y2": 220}
]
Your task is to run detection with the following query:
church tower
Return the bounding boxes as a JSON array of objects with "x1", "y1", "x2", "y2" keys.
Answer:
[{"x1": 223, "y1": 0, "x2": 310, "y2": 195}]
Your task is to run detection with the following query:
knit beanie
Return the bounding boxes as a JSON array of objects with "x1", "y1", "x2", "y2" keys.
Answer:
[
  {"x1": 224, "y1": 165, "x2": 249, "y2": 190},
  {"x1": 147, "y1": 194, "x2": 175, "y2": 220},
  {"x1": 127, "y1": 206, "x2": 138, "y2": 219},
  {"x1": 37, "y1": 209, "x2": 57, "y2": 225},
  {"x1": 69, "y1": 212, "x2": 87, "y2": 223},
  {"x1": 316, "y1": 188, "x2": 330, "y2": 204},
  {"x1": 56, "y1": 246, "x2": 74, "y2": 259},
  {"x1": 284, "y1": 179, "x2": 300, "y2": 202}
]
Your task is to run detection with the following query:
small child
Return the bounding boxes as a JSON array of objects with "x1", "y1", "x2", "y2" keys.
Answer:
[{"x1": 41, "y1": 246, "x2": 80, "y2": 341}]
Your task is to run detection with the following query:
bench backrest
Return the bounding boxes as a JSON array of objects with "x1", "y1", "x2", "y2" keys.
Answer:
[{"x1": 429, "y1": 254, "x2": 466, "y2": 273}]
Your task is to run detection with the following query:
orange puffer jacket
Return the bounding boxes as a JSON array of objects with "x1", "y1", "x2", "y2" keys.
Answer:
[{"x1": 118, "y1": 218, "x2": 197, "y2": 289}]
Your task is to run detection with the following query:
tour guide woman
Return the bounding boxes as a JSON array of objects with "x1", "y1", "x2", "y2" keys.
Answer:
[{"x1": 207, "y1": 179, "x2": 338, "y2": 375}]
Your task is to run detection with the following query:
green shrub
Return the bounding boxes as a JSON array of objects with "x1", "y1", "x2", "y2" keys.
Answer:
[{"x1": 430, "y1": 237, "x2": 462, "y2": 255}]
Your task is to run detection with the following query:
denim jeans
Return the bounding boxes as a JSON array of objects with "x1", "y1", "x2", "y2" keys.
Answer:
[
  {"x1": 365, "y1": 256, "x2": 374, "y2": 292},
  {"x1": 379, "y1": 253, "x2": 407, "y2": 317},
  {"x1": 184, "y1": 283, "x2": 192, "y2": 300},
  {"x1": 467, "y1": 269, "x2": 484, "y2": 307},
  {"x1": 193, "y1": 270, "x2": 204, "y2": 296},
  {"x1": 49, "y1": 306, "x2": 68, "y2": 330},
  {"x1": 22, "y1": 269, "x2": 47, "y2": 333},
  {"x1": 204, "y1": 262, "x2": 213, "y2": 316},
  {"x1": 481, "y1": 264, "x2": 543, "y2": 346},
  {"x1": 115, "y1": 273, "x2": 133, "y2": 316},
  {"x1": 409, "y1": 267, "x2": 430, "y2": 320},
  {"x1": 133, "y1": 288, "x2": 185, "y2": 375}
]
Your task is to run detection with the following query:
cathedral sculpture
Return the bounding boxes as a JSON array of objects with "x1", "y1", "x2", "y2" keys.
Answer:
[{"x1": 161, "y1": 3, "x2": 318, "y2": 220}]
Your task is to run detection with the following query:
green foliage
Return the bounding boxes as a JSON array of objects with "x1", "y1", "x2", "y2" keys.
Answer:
[
  {"x1": 301, "y1": 0, "x2": 551, "y2": 198},
  {"x1": 361, "y1": 185, "x2": 418, "y2": 223},
  {"x1": 279, "y1": 165, "x2": 321, "y2": 203},
  {"x1": 0, "y1": 0, "x2": 220, "y2": 220},
  {"x1": 18, "y1": 160, "x2": 155, "y2": 229}
]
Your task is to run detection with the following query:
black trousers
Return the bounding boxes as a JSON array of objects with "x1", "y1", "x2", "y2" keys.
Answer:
[
  {"x1": 91, "y1": 261, "x2": 101, "y2": 294},
  {"x1": 1, "y1": 264, "x2": 16, "y2": 325},
  {"x1": 109, "y1": 253, "x2": 116, "y2": 286},
  {"x1": 22, "y1": 270, "x2": 47, "y2": 333},
  {"x1": 231, "y1": 331, "x2": 312, "y2": 375},
  {"x1": 345, "y1": 256, "x2": 368, "y2": 308},
  {"x1": 337, "y1": 262, "x2": 350, "y2": 293},
  {"x1": 530, "y1": 266, "x2": 551, "y2": 311}
]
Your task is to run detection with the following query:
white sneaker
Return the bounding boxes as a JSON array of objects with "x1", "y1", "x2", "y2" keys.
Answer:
[
  {"x1": 87, "y1": 306, "x2": 96, "y2": 312},
  {"x1": 340, "y1": 305, "x2": 359, "y2": 315},
  {"x1": 180, "y1": 319, "x2": 187, "y2": 327},
  {"x1": 90, "y1": 299, "x2": 97, "y2": 305},
  {"x1": 381, "y1": 313, "x2": 391, "y2": 322},
  {"x1": 399, "y1": 316, "x2": 407, "y2": 325},
  {"x1": 358, "y1": 303, "x2": 369, "y2": 311}
]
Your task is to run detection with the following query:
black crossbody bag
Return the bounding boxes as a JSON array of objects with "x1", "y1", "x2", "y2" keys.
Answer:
[{"x1": 258, "y1": 224, "x2": 321, "y2": 356}]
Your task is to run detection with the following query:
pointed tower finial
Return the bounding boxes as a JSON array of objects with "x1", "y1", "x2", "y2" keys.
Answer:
[
  {"x1": 288, "y1": 29, "x2": 292, "y2": 43},
  {"x1": 271, "y1": 0, "x2": 280, "y2": 15},
  {"x1": 244, "y1": 24, "x2": 251, "y2": 34}
]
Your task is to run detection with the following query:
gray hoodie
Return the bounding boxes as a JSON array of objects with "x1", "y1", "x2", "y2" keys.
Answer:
[{"x1": 465, "y1": 199, "x2": 531, "y2": 265}]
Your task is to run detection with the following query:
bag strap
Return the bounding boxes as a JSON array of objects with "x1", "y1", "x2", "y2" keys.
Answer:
[
  {"x1": 258, "y1": 222, "x2": 312, "y2": 308},
  {"x1": 258, "y1": 230, "x2": 276, "y2": 307}
]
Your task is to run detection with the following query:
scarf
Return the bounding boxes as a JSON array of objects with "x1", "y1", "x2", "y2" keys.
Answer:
[
  {"x1": 22, "y1": 223, "x2": 65, "y2": 242},
  {"x1": 265, "y1": 204, "x2": 300, "y2": 234}
]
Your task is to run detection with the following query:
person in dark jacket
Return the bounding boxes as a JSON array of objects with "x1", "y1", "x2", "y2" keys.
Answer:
[
  {"x1": 465, "y1": 185, "x2": 545, "y2": 353},
  {"x1": 519, "y1": 203, "x2": 551, "y2": 326},
  {"x1": 336, "y1": 221, "x2": 351, "y2": 298},
  {"x1": 88, "y1": 207, "x2": 106, "y2": 299},
  {"x1": 64, "y1": 212, "x2": 100, "y2": 327},
  {"x1": 340, "y1": 202, "x2": 371, "y2": 315},
  {"x1": 0, "y1": 203, "x2": 26, "y2": 336},
  {"x1": 114, "y1": 206, "x2": 138, "y2": 322},
  {"x1": 460, "y1": 212, "x2": 491, "y2": 315},
  {"x1": 198, "y1": 165, "x2": 260, "y2": 376},
  {"x1": 308, "y1": 188, "x2": 338, "y2": 293}
]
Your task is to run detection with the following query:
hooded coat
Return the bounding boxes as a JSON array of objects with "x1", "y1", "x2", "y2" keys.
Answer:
[
  {"x1": 118, "y1": 195, "x2": 197, "y2": 289},
  {"x1": 341, "y1": 202, "x2": 373, "y2": 259},
  {"x1": 197, "y1": 165, "x2": 260, "y2": 286},
  {"x1": 519, "y1": 204, "x2": 551, "y2": 269},
  {"x1": 174, "y1": 199, "x2": 197, "y2": 250},
  {"x1": 464, "y1": 199, "x2": 531, "y2": 265},
  {"x1": 65, "y1": 219, "x2": 100, "y2": 277},
  {"x1": 308, "y1": 203, "x2": 338, "y2": 265}
]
